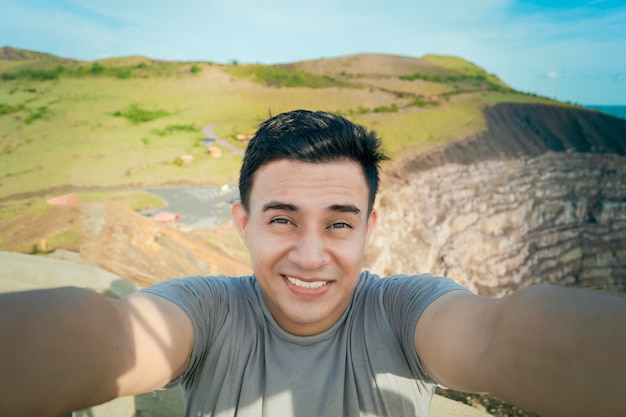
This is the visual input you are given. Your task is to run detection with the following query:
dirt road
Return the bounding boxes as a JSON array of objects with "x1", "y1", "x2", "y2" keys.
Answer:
[{"x1": 145, "y1": 185, "x2": 239, "y2": 227}]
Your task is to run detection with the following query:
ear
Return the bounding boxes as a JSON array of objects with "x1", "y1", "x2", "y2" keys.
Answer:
[
  {"x1": 365, "y1": 209, "x2": 377, "y2": 241},
  {"x1": 231, "y1": 202, "x2": 250, "y2": 248}
]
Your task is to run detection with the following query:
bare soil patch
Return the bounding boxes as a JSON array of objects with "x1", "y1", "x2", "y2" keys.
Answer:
[{"x1": 1, "y1": 201, "x2": 251, "y2": 288}]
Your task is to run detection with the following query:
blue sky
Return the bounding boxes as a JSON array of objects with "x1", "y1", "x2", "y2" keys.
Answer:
[{"x1": 1, "y1": 0, "x2": 625, "y2": 105}]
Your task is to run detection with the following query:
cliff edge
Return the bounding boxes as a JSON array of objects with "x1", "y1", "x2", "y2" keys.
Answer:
[{"x1": 393, "y1": 102, "x2": 626, "y2": 176}]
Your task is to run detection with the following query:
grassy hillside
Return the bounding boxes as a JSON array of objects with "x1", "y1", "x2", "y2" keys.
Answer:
[{"x1": 0, "y1": 47, "x2": 559, "y2": 218}]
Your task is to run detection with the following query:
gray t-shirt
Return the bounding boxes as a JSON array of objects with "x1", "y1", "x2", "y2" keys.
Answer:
[{"x1": 142, "y1": 271, "x2": 466, "y2": 417}]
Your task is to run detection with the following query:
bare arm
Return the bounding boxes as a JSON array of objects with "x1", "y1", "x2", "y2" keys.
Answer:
[
  {"x1": 0, "y1": 287, "x2": 193, "y2": 417},
  {"x1": 415, "y1": 284, "x2": 626, "y2": 417}
]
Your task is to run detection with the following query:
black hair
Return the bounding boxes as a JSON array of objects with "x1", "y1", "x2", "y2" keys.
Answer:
[{"x1": 238, "y1": 110, "x2": 389, "y2": 213}]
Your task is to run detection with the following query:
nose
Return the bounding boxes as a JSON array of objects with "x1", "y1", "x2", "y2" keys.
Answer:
[{"x1": 287, "y1": 229, "x2": 330, "y2": 270}]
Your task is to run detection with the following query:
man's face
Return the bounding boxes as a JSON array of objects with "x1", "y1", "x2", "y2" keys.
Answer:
[{"x1": 232, "y1": 159, "x2": 377, "y2": 336}]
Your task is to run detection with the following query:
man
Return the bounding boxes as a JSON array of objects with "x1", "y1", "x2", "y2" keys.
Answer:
[{"x1": 1, "y1": 110, "x2": 625, "y2": 417}]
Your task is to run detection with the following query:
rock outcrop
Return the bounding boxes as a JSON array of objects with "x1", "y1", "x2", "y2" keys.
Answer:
[
  {"x1": 365, "y1": 104, "x2": 626, "y2": 297},
  {"x1": 80, "y1": 201, "x2": 251, "y2": 288}
]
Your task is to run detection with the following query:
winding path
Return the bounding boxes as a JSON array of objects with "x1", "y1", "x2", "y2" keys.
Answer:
[
  {"x1": 202, "y1": 122, "x2": 245, "y2": 156},
  {"x1": 140, "y1": 122, "x2": 245, "y2": 227}
]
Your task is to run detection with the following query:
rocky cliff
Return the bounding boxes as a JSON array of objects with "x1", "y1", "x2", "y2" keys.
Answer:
[{"x1": 365, "y1": 103, "x2": 626, "y2": 297}]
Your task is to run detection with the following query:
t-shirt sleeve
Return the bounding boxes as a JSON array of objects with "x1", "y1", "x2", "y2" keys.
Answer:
[
  {"x1": 382, "y1": 273, "x2": 469, "y2": 384},
  {"x1": 139, "y1": 275, "x2": 234, "y2": 387}
]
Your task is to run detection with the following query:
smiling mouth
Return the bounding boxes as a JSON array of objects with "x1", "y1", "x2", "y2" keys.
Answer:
[{"x1": 286, "y1": 276, "x2": 329, "y2": 289}]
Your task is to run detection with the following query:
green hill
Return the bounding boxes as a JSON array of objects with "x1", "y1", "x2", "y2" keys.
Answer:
[{"x1": 0, "y1": 46, "x2": 559, "y2": 219}]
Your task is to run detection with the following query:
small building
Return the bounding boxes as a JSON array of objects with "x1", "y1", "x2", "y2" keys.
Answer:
[
  {"x1": 47, "y1": 193, "x2": 78, "y2": 205},
  {"x1": 153, "y1": 212, "x2": 180, "y2": 223},
  {"x1": 179, "y1": 155, "x2": 193, "y2": 166},
  {"x1": 203, "y1": 138, "x2": 214, "y2": 148}
]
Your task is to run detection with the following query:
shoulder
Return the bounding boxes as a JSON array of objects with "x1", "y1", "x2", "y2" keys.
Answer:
[
  {"x1": 358, "y1": 271, "x2": 469, "y2": 331},
  {"x1": 140, "y1": 275, "x2": 256, "y2": 316},
  {"x1": 358, "y1": 271, "x2": 465, "y2": 297},
  {"x1": 142, "y1": 275, "x2": 254, "y2": 295}
]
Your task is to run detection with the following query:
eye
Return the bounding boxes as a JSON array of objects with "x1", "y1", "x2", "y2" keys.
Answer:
[
  {"x1": 270, "y1": 217, "x2": 292, "y2": 225},
  {"x1": 330, "y1": 222, "x2": 352, "y2": 229}
]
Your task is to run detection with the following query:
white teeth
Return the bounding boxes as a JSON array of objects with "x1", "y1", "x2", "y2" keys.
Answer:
[{"x1": 286, "y1": 276, "x2": 327, "y2": 289}]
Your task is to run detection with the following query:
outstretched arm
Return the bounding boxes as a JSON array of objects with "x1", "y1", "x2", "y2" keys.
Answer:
[
  {"x1": 0, "y1": 287, "x2": 193, "y2": 417},
  {"x1": 415, "y1": 284, "x2": 626, "y2": 417}
]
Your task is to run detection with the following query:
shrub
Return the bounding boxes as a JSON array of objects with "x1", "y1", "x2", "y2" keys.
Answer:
[
  {"x1": 408, "y1": 97, "x2": 428, "y2": 108},
  {"x1": 373, "y1": 103, "x2": 399, "y2": 113},
  {"x1": 24, "y1": 106, "x2": 50, "y2": 124},
  {"x1": 227, "y1": 64, "x2": 351, "y2": 88},
  {"x1": 113, "y1": 104, "x2": 169, "y2": 124},
  {"x1": 90, "y1": 62, "x2": 106, "y2": 75},
  {"x1": 399, "y1": 72, "x2": 430, "y2": 82},
  {"x1": 115, "y1": 68, "x2": 132, "y2": 79},
  {"x1": 1, "y1": 66, "x2": 65, "y2": 81},
  {"x1": 190, "y1": 65, "x2": 202, "y2": 74},
  {"x1": 400, "y1": 71, "x2": 493, "y2": 87},
  {"x1": 152, "y1": 124, "x2": 198, "y2": 136},
  {"x1": 0, "y1": 103, "x2": 25, "y2": 115}
]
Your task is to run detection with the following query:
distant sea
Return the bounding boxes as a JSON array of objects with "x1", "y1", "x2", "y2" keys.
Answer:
[{"x1": 585, "y1": 105, "x2": 626, "y2": 120}]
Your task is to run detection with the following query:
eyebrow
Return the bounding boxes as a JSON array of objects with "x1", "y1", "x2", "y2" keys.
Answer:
[
  {"x1": 262, "y1": 201, "x2": 298, "y2": 212},
  {"x1": 262, "y1": 201, "x2": 361, "y2": 216},
  {"x1": 328, "y1": 204, "x2": 361, "y2": 215}
]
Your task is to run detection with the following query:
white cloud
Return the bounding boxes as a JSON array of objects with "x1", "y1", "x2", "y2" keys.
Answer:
[{"x1": 546, "y1": 71, "x2": 570, "y2": 79}]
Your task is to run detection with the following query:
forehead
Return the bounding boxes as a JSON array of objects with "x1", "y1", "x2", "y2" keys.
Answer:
[{"x1": 249, "y1": 159, "x2": 369, "y2": 210}]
